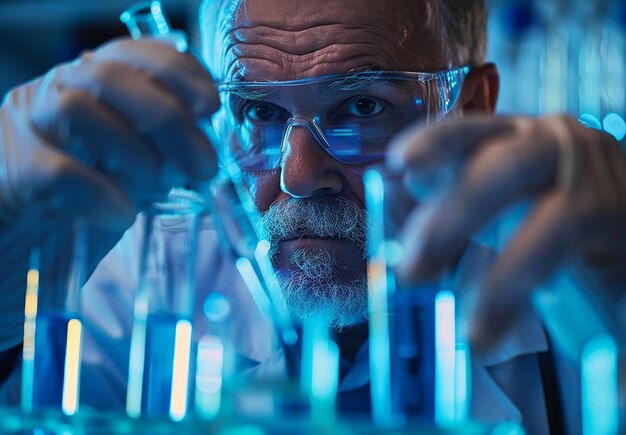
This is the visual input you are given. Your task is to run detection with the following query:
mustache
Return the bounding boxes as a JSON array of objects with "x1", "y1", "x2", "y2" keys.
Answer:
[{"x1": 257, "y1": 197, "x2": 368, "y2": 252}]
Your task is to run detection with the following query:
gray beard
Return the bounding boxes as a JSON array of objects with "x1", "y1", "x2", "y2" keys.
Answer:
[
  {"x1": 277, "y1": 248, "x2": 368, "y2": 328},
  {"x1": 257, "y1": 198, "x2": 369, "y2": 328}
]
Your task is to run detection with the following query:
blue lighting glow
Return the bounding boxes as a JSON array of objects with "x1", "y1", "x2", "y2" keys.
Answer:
[
  {"x1": 492, "y1": 421, "x2": 525, "y2": 435},
  {"x1": 578, "y1": 113, "x2": 602, "y2": 130},
  {"x1": 203, "y1": 292, "x2": 231, "y2": 323},
  {"x1": 364, "y1": 169, "x2": 393, "y2": 425},
  {"x1": 235, "y1": 257, "x2": 272, "y2": 316},
  {"x1": 311, "y1": 339, "x2": 339, "y2": 408},
  {"x1": 301, "y1": 317, "x2": 339, "y2": 418},
  {"x1": 454, "y1": 344, "x2": 470, "y2": 422},
  {"x1": 195, "y1": 335, "x2": 224, "y2": 419},
  {"x1": 602, "y1": 113, "x2": 626, "y2": 141},
  {"x1": 434, "y1": 290, "x2": 456, "y2": 426},
  {"x1": 581, "y1": 333, "x2": 618, "y2": 435}
]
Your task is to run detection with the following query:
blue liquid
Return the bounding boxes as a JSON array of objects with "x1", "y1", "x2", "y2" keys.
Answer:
[
  {"x1": 389, "y1": 289, "x2": 436, "y2": 421},
  {"x1": 32, "y1": 312, "x2": 74, "y2": 410},
  {"x1": 142, "y1": 313, "x2": 189, "y2": 416}
]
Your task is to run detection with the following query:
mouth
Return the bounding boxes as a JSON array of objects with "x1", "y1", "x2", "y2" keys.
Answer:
[
  {"x1": 279, "y1": 235, "x2": 355, "y2": 245},
  {"x1": 275, "y1": 236, "x2": 368, "y2": 280},
  {"x1": 281, "y1": 235, "x2": 341, "y2": 242}
]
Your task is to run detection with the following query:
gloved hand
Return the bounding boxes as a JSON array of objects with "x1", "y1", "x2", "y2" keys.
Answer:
[
  {"x1": 0, "y1": 37, "x2": 220, "y2": 350},
  {"x1": 388, "y1": 114, "x2": 626, "y2": 351}
]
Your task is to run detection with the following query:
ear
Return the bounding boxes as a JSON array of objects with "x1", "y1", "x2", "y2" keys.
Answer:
[{"x1": 459, "y1": 63, "x2": 499, "y2": 114}]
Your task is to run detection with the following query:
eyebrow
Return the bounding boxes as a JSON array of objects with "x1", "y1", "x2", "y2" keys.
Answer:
[
  {"x1": 329, "y1": 64, "x2": 410, "y2": 91},
  {"x1": 223, "y1": 86, "x2": 274, "y2": 101},
  {"x1": 328, "y1": 71, "x2": 387, "y2": 91}
]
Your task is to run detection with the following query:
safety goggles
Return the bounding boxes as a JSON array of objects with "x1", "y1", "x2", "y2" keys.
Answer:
[{"x1": 215, "y1": 66, "x2": 470, "y2": 171}]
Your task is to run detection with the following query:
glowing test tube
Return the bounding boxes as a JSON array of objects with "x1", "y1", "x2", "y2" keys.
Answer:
[
  {"x1": 195, "y1": 292, "x2": 231, "y2": 420},
  {"x1": 300, "y1": 316, "x2": 339, "y2": 424},
  {"x1": 195, "y1": 335, "x2": 225, "y2": 419},
  {"x1": 364, "y1": 168, "x2": 468, "y2": 427},
  {"x1": 22, "y1": 221, "x2": 87, "y2": 415},
  {"x1": 126, "y1": 190, "x2": 204, "y2": 419},
  {"x1": 581, "y1": 334, "x2": 618, "y2": 435}
]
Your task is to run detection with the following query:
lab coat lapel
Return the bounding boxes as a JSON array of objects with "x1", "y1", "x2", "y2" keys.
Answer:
[
  {"x1": 471, "y1": 361, "x2": 522, "y2": 424},
  {"x1": 455, "y1": 242, "x2": 549, "y2": 425}
]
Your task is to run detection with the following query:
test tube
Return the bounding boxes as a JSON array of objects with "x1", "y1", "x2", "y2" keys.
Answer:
[
  {"x1": 300, "y1": 316, "x2": 339, "y2": 424},
  {"x1": 125, "y1": 189, "x2": 204, "y2": 419},
  {"x1": 364, "y1": 168, "x2": 469, "y2": 427},
  {"x1": 195, "y1": 292, "x2": 232, "y2": 419},
  {"x1": 21, "y1": 221, "x2": 87, "y2": 415}
]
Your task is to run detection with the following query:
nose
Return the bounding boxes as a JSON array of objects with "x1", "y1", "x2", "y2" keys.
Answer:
[{"x1": 279, "y1": 122, "x2": 344, "y2": 198}]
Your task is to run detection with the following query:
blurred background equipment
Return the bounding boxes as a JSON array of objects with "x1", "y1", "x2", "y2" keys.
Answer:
[
  {"x1": 0, "y1": 0, "x2": 200, "y2": 100},
  {"x1": 488, "y1": 0, "x2": 626, "y2": 143}
]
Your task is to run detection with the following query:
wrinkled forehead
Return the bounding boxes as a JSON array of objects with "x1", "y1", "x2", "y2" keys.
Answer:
[{"x1": 211, "y1": 0, "x2": 447, "y2": 82}]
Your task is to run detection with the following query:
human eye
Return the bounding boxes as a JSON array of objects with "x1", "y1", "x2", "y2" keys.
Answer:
[
  {"x1": 243, "y1": 101, "x2": 288, "y2": 122},
  {"x1": 342, "y1": 96, "x2": 386, "y2": 118}
]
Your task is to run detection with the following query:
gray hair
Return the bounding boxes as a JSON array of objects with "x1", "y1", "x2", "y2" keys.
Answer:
[
  {"x1": 424, "y1": 0, "x2": 487, "y2": 65},
  {"x1": 199, "y1": 0, "x2": 487, "y2": 78}
]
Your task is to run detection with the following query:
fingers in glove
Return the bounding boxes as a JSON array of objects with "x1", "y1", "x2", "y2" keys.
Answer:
[
  {"x1": 31, "y1": 87, "x2": 166, "y2": 198},
  {"x1": 34, "y1": 147, "x2": 137, "y2": 231},
  {"x1": 396, "y1": 129, "x2": 559, "y2": 280},
  {"x1": 387, "y1": 115, "x2": 517, "y2": 171},
  {"x1": 92, "y1": 37, "x2": 219, "y2": 117},
  {"x1": 36, "y1": 53, "x2": 217, "y2": 183},
  {"x1": 469, "y1": 192, "x2": 571, "y2": 351}
]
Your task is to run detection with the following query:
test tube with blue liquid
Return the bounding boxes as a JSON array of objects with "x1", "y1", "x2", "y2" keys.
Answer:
[
  {"x1": 364, "y1": 167, "x2": 468, "y2": 427},
  {"x1": 300, "y1": 316, "x2": 340, "y2": 424},
  {"x1": 125, "y1": 189, "x2": 204, "y2": 419},
  {"x1": 195, "y1": 292, "x2": 233, "y2": 419},
  {"x1": 22, "y1": 221, "x2": 87, "y2": 415}
]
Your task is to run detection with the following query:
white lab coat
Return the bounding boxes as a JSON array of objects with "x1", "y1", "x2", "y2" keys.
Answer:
[{"x1": 1, "y1": 222, "x2": 581, "y2": 433}]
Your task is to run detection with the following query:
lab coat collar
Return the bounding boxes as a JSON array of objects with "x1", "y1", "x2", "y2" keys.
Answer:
[{"x1": 471, "y1": 361, "x2": 523, "y2": 424}]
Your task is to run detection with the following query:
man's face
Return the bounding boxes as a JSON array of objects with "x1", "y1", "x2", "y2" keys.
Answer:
[{"x1": 215, "y1": 0, "x2": 448, "y2": 327}]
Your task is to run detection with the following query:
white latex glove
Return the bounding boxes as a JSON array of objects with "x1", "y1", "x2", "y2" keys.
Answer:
[
  {"x1": 0, "y1": 37, "x2": 219, "y2": 350},
  {"x1": 388, "y1": 114, "x2": 626, "y2": 351}
]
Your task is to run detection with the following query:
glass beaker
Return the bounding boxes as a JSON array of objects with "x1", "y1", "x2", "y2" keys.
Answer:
[
  {"x1": 125, "y1": 189, "x2": 205, "y2": 420},
  {"x1": 22, "y1": 221, "x2": 87, "y2": 416}
]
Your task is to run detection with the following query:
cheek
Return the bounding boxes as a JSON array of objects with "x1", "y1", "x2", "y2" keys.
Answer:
[
  {"x1": 345, "y1": 166, "x2": 367, "y2": 206},
  {"x1": 245, "y1": 170, "x2": 281, "y2": 212}
]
